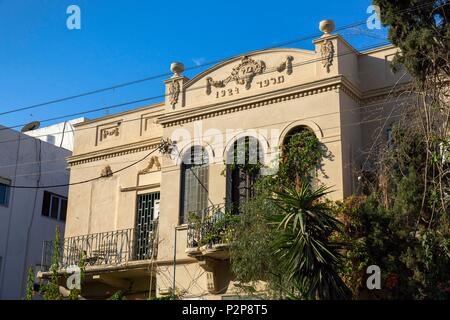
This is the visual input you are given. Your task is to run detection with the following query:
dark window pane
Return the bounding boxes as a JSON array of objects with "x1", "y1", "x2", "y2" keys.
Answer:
[
  {"x1": 135, "y1": 192, "x2": 160, "y2": 260},
  {"x1": 226, "y1": 137, "x2": 260, "y2": 213},
  {"x1": 50, "y1": 196, "x2": 60, "y2": 219},
  {"x1": 0, "y1": 184, "x2": 8, "y2": 206},
  {"x1": 41, "y1": 191, "x2": 51, "y2": 217},
  {"x1": 60, "y1": 199, "x2": 67, "y2": 221}
]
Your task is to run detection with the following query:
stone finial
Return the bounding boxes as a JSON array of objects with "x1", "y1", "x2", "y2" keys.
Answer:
[
  {"x1": 170, "y1": 62, "x2": 185, "y2": 77},
  {"x1": 319, "y1": 20, "x2": 335, "y2": 36}
]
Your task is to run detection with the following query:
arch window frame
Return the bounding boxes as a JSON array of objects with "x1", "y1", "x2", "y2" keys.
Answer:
[{"x1": 180, "y1": 146, "x2": 210, "y2": 224}]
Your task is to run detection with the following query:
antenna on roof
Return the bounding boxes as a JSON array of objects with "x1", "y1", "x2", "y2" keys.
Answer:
[{"x1": 21, "y1": 121, "x2": 40, "y2": 133}]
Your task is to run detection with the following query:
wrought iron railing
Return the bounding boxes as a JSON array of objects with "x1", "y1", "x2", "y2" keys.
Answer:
[
  {"x1": 186, "y1": 204, "x2": 237, "y2": 248},
  {"x1": 41, "y1": 222, "x2": 158, "y2": 271}
]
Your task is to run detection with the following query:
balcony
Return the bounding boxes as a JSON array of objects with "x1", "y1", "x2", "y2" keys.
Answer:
[
  {"x1": 186, "y1": 204, "x2": 237, "y2": 260},
  {"x1": 185, "y1": 204, "x2": 238, "y2": 294},
  {"x1": 41, "y1": 222, "x2": 158, "y2": 272}
]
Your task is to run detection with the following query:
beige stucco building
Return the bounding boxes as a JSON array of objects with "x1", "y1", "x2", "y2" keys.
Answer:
[{"x1": 39, "y1": 22, "x2": 411, "y2": 299}]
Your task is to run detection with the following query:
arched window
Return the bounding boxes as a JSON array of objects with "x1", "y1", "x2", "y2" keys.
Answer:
[
  {"x1": 180, "y1": 146, "x2": 209, "y2": 224},
  {"x1": 226, "y1": 136, "x2": 262, "y2": 214},
  {"x1": 282, "y1": 126, "x2": 319, "y2": 187}
]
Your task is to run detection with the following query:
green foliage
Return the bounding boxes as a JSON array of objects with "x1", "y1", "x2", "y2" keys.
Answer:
[
  {"x1": 108, "y1": 291, "x2": 127, "y2": 300},
  {"x1": 335, "y1": 194, "x2": 450, "y2": 299},
  {"x1": 279, "y1": 129, "x2": 325, "y2": 187},
  {"x1": 373, "y1": 0, "x2": 450, "y2": 82},
  {"x1": 68, "y1": 251, "x2": 86, "y2": 300},
  {"x1": 188, "y1": 212, "x2": 239, "y2": 248},
  {"x1": 335, "y1": 137, "x2": 450, "y2": 300},
  {"x1": 25, "y1": 266, "x2": 35, "y2": 300},
  {"x1": 269, "y1": 184, "x2": 351, "y2": 300},
  {"x1": 230, "y1": 129, "x2": 349, "y2": 299},
  {"x1": 230, "y1": 178, "x2": 287, "y2": 298},
  {"x1": 223, "y1": 137, "x2": 264, "y2": 176},
  {"x1": 40, "y1": 225, "x2": 62, "y2": 300}
]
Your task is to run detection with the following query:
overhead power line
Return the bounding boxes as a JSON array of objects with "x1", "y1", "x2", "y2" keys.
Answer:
[
  {"x1": 7, "y1": 139, "x2": 174, "y2": 189},
  {"x1": 0, "y1": 40, "x2": 392, "y2": 137},
  {"x1": 0, "y1": 0, "x2": 436, "y2": 118},
  {"x1": 0, "y1": 93, "x2": 412, "y2": 174},
  {"x1": 0, "y1": 74, "x2": 412, "y2": 148},
  {"x1": 4, "y1": 108, "x2": 412, "y2": 181}
]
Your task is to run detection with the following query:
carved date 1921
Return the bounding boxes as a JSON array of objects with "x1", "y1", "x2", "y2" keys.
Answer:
[
  {"x1": 215, "y1": 87, "x2": 240, "y2": 99},
  {"x1": 214, "y1": 76, "x2": 285, "y2": 99}
]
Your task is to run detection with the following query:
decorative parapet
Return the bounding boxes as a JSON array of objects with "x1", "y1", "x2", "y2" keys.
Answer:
[{"x1": 159, "y1": 75, "x2": 357, "y2": 128}]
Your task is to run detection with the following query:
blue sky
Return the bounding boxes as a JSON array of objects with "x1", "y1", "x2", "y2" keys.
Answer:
[{"x1": 0, "y1": 0, "x2": 387, "y2": 130}]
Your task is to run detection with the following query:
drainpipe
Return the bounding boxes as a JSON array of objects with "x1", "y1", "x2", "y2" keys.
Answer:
[{"x1": 172, "y1": 226, "x2": 177, "y2": 298}]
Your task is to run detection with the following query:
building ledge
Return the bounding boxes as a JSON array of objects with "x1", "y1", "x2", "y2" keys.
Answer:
[
  {"x1": 186, "y1": 243, "x2": 230, "y2": 261},
  {"x1": 37, "y1": 257, "x2": 198, "y2": 280}
]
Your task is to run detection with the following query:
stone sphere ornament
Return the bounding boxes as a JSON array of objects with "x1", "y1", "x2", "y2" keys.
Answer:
[
  {"x1": 319, "y1": 20, "x2": 335, "y2": 35},
  {"x1": 170, "y1": 62, "x2": 185, "y2": 77}
]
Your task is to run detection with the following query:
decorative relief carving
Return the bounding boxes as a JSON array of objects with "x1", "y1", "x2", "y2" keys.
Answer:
[
  {"x1": 276, "y1": 55, "x2": 294, "y2": 75},
  {"x1": 100, "y1": 165, "x2": 113, "y2": 178},
  {"x1": 169, "y1": 80, "x2": 181, "y2": 108},
  {"x1": 206, "y1": 55, "x2": 295, "y2": 99},
  {"x1": 206, "y1": 55, "x2": 266, "y2": 95},
  {"x1": 101, "y1": 126, "x2": 120, "y2": 140},
  {"x1": 321, "y1": 40, "x2": 335, "y2": 73},
  {"x1": 138, "y1": 156, "x2": 161, "y2": 175},
  {"x1": 97, "y1": 122, "x2": 121, "y2": 145}
]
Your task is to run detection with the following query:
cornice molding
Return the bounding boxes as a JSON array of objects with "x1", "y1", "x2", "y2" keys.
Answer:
[
  {"x1": 362, "y1": 82, "x2": 413, "y2": 104},
  {"x1": 73, "y1": 103, "x2": 165, "y2": 128},
  {"x1": 68, "y1": 138, "x2": 161, "y2": 166},
  {"x1": 120, "y1": 183, "x2": 160, "y2": 192},
  {"x1": 66, "y1": 77, "x2": 412, "y2": 167}
]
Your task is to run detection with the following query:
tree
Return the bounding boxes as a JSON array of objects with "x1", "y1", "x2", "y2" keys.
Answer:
[
  {"x1": 373, "y1": 0, "x2": 449, "y2": 227},
  {"x1": 230, "y1": 178, "x2": 287, "y2": 299},
  {"x1": 336, "y1": 119, "x2": 450, "y2": 299},
  {"x1": 352, "y1": 2, "x2": 450, "y2": 299},
  {"x1": 25, "y1": 266, "x2": 35, "y2": 300},
  {"x1": 269, "y1": 184, "x2": 351, "y2": 299},
  {"x1": 231, "y1": 129, "x2": 349, "y2": 299},
  {"x1": 40, "y1": 226, "x2": 62, "y2": 300},
  {"x1": 373, "y1": 0, "x2": 450, "y2": 82}
]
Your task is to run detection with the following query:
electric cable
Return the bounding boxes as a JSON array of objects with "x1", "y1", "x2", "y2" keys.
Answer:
[{"x1": 0, "y1": 0, "x2": 436, "y2": 118}]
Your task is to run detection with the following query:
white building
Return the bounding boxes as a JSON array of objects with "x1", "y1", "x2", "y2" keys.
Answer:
[
  {"x1": 24, "y1": 118, "x2": 86, "y2": 151},
  {"x1": 0, "y1": 124, "x2": 71, "y2": 299}
]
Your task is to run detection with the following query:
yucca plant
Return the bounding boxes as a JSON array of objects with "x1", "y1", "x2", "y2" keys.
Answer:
[{"x1": 269, "y1": 183, "x2": 351, "y2": 300}]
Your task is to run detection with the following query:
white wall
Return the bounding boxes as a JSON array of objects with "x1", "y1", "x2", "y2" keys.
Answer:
[
  {"x1": 24, "y1": 118, "x2": 86, "y2": 152},
  {"x1": 0, "y1": 125, "x2": 70, "y2": 300}
]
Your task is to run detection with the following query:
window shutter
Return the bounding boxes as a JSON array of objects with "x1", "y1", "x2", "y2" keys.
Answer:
[{"x1": 180, "y1": 147, "x2": 209, "y2": 223}]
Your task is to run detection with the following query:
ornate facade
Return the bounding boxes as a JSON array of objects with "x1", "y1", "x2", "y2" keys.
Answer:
[{"x1": 39, "y1": 22, "x2": 412, "y2": 299}]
